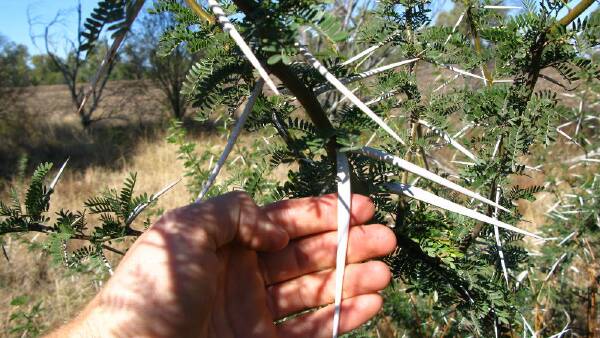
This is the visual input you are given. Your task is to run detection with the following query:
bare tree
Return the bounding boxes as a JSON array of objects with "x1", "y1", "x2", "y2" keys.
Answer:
[
  {"x1": 29, "y1": 3, "x2": 114, "y2": 128},
  {"x1": 29, "y1": 1, "x2": 144, "y2": 128}
]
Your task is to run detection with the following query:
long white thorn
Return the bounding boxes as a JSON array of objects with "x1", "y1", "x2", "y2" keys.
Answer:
[
  {"x1": 196, "y1": 80, "x2": 265, "y2": 202},
  {"x1": 492, "y1": 188, "x2": 510, "y2": 286},
  {"x1": 575, "y1": 97, "x2": 584, "y2": 135},
  {"x1": 341, "y1": 30, "x2": 401, "y2": 66},
  {"x1": 548, "y1": 310, "x2": 571, "y2": 338},
  {"x1": 126, "y1": 178, "x2": 181, "y2": 225},
  {"x1": 515, "y1": 270, "x2": 528, "y2": 288},
  {"x1": 151, "y1": 179, "x2": 182, "y2": 201},
  {"x1": 558, "y1": 120, "x2": 576, "y2": 129},
  {"x1": 358, "y1": 147, "x2": 510, "y2": 212},
  {"x1": 365, "y1": 89, "x2": 402, "y2": 106},
  {"x1": 386, "y1": 183, "x2": 542, "y2": 239},
  {"x1": 451, "y1": 160, "x2": 475, "y2": 166},
  {"x1": 453, "y1": 123, "x2": 473, "y2": 139},
  {"x1": 556, "y1": 127, "x2": 582, "y2": 148},
  {"x1": 332, "y1": 151, "x2": 351, "y2": 338},
  {"x1": 545, "y1": 253, "x2": 567, "y2": 281},
  {"x1": 443, "y1": 64, "x2": 486, "y2": 80},
  {"x1": 299, "y1": 45, "x2": 406, "y2": 145},
  {"x1": 480, "y1": 66, "x2": 489, "y2": 86},
  {"x1": 548, "y1": 327, "x2": 570, "y2": 338},
  {"x1": 521, "y1": 315, "x2": 536, "y2": 338},
  {"x1": 492, "y1": 136, "x2": 502, "y2": 158},
  {"x1": 207, "y1": 0, "x2": 279, "y2": 95},
  {"x1": 444, "y1": 11, "x2": 466, "y2": 45},
  {"x1": 354, "y1": 58, "x2": 421, "y2": 80},
  {"x1": 49, "y1": 159, "x2": 69, "y2": 191},
  {"x1": 313, "y1": 58, "x2": 420, "y2": 95},
  {"x1": 433, "y1": 74, "x2": 460, "y2": 93},
  {"x1": 418, "y1": 120, "x2": 477, "y2": 161}
]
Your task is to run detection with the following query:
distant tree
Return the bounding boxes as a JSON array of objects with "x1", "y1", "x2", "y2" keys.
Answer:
[
  {"x1": 0, "y1": 35, "x2": 33, "y2": 162},
  {"x1": 0, "y1": 36, "x2": 32, "y2": 88},
  {"x1": 30, "y1": 54, "x2": 64, "y2": 85},
  {"x1": 123, "y1": 9, "x2": 194, "y2": 120},
  {"x1": 0, "y1": 35, "x2": 31, "y2": 120},
  {"x1": 111, "y1": 43, "x2": 147, "y2": 81}
]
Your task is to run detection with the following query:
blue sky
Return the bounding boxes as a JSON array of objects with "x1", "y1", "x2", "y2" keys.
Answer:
[
  {"x1": 0, "y1": 0, "x2": 597, "y2": 57},
  {"x1": 0, "y1": 1, "x2": 96, "y2": 55},
  {"x1": 0, "y1": 0, "x2": 445, "y2": 56}
]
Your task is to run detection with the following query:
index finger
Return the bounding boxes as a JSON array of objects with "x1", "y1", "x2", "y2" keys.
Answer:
[{"x1": 262, "y1": 194, "x2": 375, "y2": 239}]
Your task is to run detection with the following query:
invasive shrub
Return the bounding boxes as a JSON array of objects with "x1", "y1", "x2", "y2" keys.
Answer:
[{"x1": 2, "y1": 0, "x2": 599, "y2": 336}]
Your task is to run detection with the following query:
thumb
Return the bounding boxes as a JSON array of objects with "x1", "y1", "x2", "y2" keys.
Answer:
[{"x1": 167, "y1": 191, "x2": 289, "y2": 251}]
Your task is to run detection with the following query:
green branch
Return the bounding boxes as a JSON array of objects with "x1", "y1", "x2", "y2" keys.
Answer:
[
  {"x1": 466, "y1": 7, "x2": 493, "y2": 85},
  {"x1": 184, "y1": 0, "x2": 216, "y2": 25},
  {"x1": 2, "y1": 223, "x2": 143, "y2": 242},
  {"x1": 557, "y1": 0, "x2": 596, "y2": 27},
  {"x1": 231, "y1": 0, "x2": 338, "y2": 160}
]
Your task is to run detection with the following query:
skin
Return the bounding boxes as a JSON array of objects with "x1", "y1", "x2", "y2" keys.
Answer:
[{"x1": 48, "y1": 192, "x2": 397, "y2": 338}]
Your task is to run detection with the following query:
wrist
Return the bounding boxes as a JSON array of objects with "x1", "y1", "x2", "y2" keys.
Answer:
[{"x1": 46, "y1": 305, "x2": 112, "y2": 338}]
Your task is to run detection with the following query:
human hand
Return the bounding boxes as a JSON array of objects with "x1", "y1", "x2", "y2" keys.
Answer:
[{"x1": 50, "y1": 192, "x2": 397, "y2": 338}]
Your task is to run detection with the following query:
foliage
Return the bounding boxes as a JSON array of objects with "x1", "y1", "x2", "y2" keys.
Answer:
[
  {"x1": 0, "y1": 36, "x2": 32, "y2": 88},
  {"x1": 8, "y1": 295, "x2": 45, "y2": 337},
  {"x1": 153, "y1": 0, "x2": 600, "y2": 335},
  {"x1": 80, "y1": 0, "x2": 144, "y2": 53},
  {"x1": 166, "y1": 119, "x2": 279, "y2": 204},
  {"x1": 0, "y1": 161, "x2": 165, "y2": 273},
  {"x1": 121, "y1": 6, "x2": 197, "y2": 119}
]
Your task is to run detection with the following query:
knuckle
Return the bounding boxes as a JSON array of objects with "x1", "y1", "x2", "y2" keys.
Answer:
[{"x1": 227, "y1": 190, "x2": 251, "y2": 201}]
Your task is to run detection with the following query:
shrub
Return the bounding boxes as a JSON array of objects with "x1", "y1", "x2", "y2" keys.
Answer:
[{"x1": 2, "y1": 0, "x2": 599, "y2": 336}]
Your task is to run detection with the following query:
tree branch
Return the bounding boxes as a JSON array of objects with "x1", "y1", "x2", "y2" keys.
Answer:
[
  {"x1": 2, "y1": 222, "x2": 142, "y2": 243},
  {"x1": 184, "y1": 0, "x2": 216, "y2": 25},
  {"x1": 231, "y1": 0, "x2": 338, "y2": 159},
  {"x1": 466, "y1": 7, "x2": 493, "y2": 86},
  {"x1": 557, "y1": 0, "x2": 596, "y2": 27}
]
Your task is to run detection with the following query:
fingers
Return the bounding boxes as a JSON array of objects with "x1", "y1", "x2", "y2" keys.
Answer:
[
  {"x1": 153, "y1": 192, "x2": 375, "y2": 253},
  {"x1": 156, "y1": 191, "x2": 289, "y2": 252},
  {"x1": 259, "y1": 224, "x2": 396, "y2": 285},
  {"x1": 262, "y1": 194, "x2": 375, "y2": 239},
  {"x1": 276, "y1": 294, "x2": 383, "y2": 338},
  {"x1": 267, "y1": 261, "x2": 391, "y2": 319}
]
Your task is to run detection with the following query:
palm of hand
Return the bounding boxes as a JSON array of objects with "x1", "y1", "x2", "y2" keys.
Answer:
[{"x1": 75, "y1": 193, "x2": 396, "y2": 338}]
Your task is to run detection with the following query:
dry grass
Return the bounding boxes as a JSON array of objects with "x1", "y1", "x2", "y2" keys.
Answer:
[
  {"x1": 0, "y1": 131, "x2": 273, "y2": 335},
  {"x1": 0, "y1": 135, "x2": 197, "y2": 335}
]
